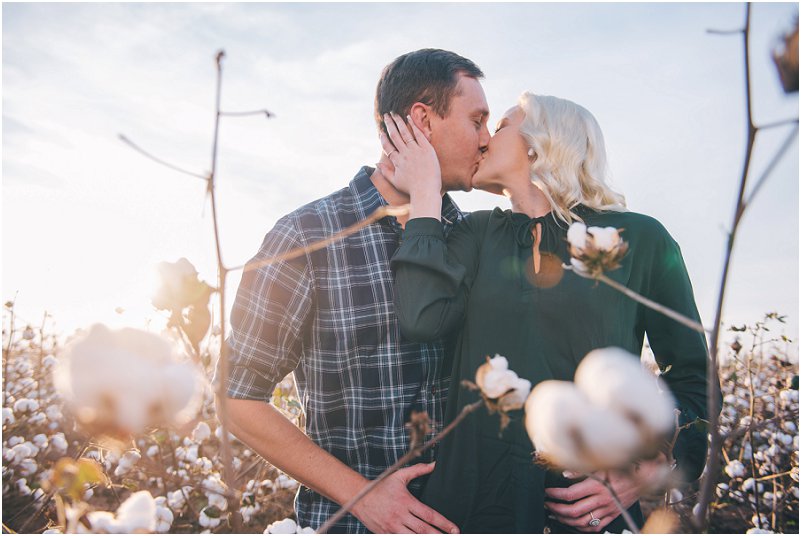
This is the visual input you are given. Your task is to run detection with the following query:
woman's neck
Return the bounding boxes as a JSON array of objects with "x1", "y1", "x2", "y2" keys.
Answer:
[{"x1": 507, "y1": 181, "x2": 551, "y2": 218}]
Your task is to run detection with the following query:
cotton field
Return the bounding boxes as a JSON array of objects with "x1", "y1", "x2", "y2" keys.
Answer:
[{"x1": 2, "y1": 307, "x2": 798, "y2": 533}]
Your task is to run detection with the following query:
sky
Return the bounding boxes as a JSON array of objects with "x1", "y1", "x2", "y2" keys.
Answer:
[{"x1": 2, "y1": 2, "x2": 799, "y2": 352}]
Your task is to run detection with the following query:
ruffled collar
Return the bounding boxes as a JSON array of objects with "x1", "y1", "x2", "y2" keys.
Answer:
[{"x1": 507, "y1": 204, "x2": 597, "y2": 248}]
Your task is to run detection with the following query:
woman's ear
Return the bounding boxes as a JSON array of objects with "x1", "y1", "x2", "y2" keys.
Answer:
[{"x1": 409, "y1": 103, "x2": 433, "y2": 141}]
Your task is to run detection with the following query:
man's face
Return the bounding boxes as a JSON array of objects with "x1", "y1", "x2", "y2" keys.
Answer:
[{"x1": 428, "y1": 74, "x2": 490, "y2": 192}]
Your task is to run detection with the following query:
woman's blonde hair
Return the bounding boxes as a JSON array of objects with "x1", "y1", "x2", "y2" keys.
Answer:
[{"x1": 518, "y1": 92, "x2": 626, "y2": 223}]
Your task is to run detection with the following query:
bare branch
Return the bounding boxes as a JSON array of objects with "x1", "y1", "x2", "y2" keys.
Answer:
[
  {"x1": 219, "y1": 109, "x2": 275, "y2": 118},
  {"x1": 317, "y1": 399, "x2": 484, "y2": 534},
  {"x1": 228, "y1": 205, "x2": 410, "y2": 273},
  {"x1": 118, "y1": 134, "x2": 208, "y2": 181},
  {"x1": 756, "y1": 117, "x2": 799, "y2": 131},
  {"x1": 743, "y1": 124, "x2": 799, "y2": 208},
  {"x1": 707, "y1": 28, "x2": 745, "y2": 35}
]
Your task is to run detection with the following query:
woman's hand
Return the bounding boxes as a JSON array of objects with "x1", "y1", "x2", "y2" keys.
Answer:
[
  {"x1": 544, "y1": 455, "x2": 666, "y2": 533},
  {"x1": 378, "y1": 113, "x2": 442, "y2": 220}
]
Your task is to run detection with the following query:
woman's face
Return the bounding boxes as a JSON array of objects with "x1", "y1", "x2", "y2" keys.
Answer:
[{"x1": 472, "y1": 105, "x2": 531, "y2": 195}]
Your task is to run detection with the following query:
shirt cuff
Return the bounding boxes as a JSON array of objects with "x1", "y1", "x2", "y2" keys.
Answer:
[{"x1": 403, "y1": 217, "x2": 445, "y2": 239}]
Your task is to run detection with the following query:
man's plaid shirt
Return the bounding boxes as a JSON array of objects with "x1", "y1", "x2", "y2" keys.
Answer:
[{"x1": 224, "y1": 167, "x2": 462, "y2": 533}]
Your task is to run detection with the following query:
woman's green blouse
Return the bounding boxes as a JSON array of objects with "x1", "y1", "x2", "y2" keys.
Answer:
[{"x1": 391, "y1": 207, "x2": 713, "y2": 530}]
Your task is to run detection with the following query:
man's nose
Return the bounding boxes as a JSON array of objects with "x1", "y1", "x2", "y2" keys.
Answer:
[{"x1": 479, "y1": 123, "x2": 491, "y2": 151}]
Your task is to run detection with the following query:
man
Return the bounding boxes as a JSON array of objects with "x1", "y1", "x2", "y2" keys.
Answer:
[{"x1": 220, "y1": 49, "x2": 490, "y2": 533}]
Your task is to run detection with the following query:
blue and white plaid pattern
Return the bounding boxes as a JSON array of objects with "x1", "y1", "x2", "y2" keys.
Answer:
[{"x1": 224, "y1": 166, "x2": 462, "y2": 533}]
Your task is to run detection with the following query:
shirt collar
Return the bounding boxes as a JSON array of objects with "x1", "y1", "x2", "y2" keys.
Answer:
[{"x1": 349, "y1": 166, "x2": 464, "y2": 232}]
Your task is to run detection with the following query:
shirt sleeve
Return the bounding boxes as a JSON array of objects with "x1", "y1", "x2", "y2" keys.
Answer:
[
  {"x1": 390, "y1": 215, "x2": 482, "y2": 342},
  {"x1": 222, "y1": 215, "x2": 314, "y2": 401},
  {"x1": 639, "y1": 222, "x2": 719, "y2": 482}
]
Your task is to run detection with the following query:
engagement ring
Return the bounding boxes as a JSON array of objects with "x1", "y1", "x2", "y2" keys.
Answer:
[{"x1": 588, "y1": 512, "x2": 601, "y2": 527}]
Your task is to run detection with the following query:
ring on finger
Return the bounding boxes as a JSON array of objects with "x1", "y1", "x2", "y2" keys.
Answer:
[{"x1": 588, "y1": 511, "x2": 601, "y2": 527}]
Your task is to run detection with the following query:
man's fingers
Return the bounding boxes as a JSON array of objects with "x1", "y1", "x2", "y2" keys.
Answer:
[
  {"x1": 410, "y1": 501, "x2": 459, "y2": 534},
  {"x1": 396, "y1": 462, "x2": 436, "y2": 483}
]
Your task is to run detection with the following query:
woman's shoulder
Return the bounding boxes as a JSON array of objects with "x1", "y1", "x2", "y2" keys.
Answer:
[
  {"x1": 459, "y1": 207, "x2": 509, "y2": 228},
  {"x1": 586, "y1": 209, "x2": 674, "y2": 242}
]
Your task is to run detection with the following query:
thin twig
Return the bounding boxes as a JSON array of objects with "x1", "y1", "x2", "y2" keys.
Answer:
[
  {"x1": 707, "y1": 28, "x2": 745, "y2": 35},
  {"x1": 756, "y1": 117, "x2": 799, "y2": 130},
  {"x1": 584, "y1": 473, "x2": 640, "y2": 534},
  {"x1": 588, "y1": 271, "x2": 708, "y2": 334},
  {"x1": 118, "y1": 134, "x2": 209, "y2": 181},
  {"x1": 695, "y1": 5, "x2": 757, "y2": 528},
  {"x1": 742, "y1": 124, "x2": 799, "y2": 208},
  {"x1": 219, "y1": 109, "x2": 275, "y2": 118},
  {"x1": 317, "y1": 399, "x2": 484, "y2": 534},
  {"x1": 206, "y1": 49, "x2": 242, "y2": 533},
  {"x1": 228, "y1": 204, "x2": 410, "y2": 273}
]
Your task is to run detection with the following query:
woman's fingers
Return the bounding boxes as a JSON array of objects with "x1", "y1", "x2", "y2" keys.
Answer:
[
  {"x1": 384, "y1": 113, "x2": 408, "y2": 152},
  {"x1": 390, "y1": 112, "x2": 416, "y2": 145},
  {"x1": 407, "y1": 116, "x2": 431, "y2": 148},
  {"x1": 379, "y1": 132, "x2": 398, "y2": 159}
]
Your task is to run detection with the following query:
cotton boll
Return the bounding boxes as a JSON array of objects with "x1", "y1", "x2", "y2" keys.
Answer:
[
  {"x1": 202, "y1": 474, "x2": 227, "y2": 495},
  {"x1": 476, "y1": 355, "x2": 519, "y2": 399},
  {"x1": 192, "y1": 421, "x2": 211, "y2": 443},
  {"x1": 83, "y1": 511, "x2": 121, "y2": 533},
  {"x1": 240, "y1": 505, "x2": 259, "y2": 524},
  {"x1": 576, "y1": 407, "x2": 642, "y2": 470},
  {"x1": 195, "y1": 457, "x2": 213, "y2": 473},
  {"x1": 575, "y1": 348, "x2": 675, "y2": 441},
  {"x1": 198, "y1": 507, "x2": 222, "y2": 529},
  {"x1": 725, "y1": 460, "x2": 746, "y2": 479},
  {"x1": 29, "y1": 412, "x2": 47, "y2": 426},
  {"x1": 147, "y1": 445, "x2": 160, "y2": 458},
  {"x1": 13, "y1": 398, "x2": 39, "y2": 413},
  {"x1": 167, "y1": 488, "x2": 192, "y2": 511},
  {"x1": 155, "y1": 510, "x2": 174, "y2": 533},
  {"x1": 746, "y1": 529, "x2": 774, "y2": 534},
  {"x1": 570, "y1": 258, "x2": 589, "y2": 275},
  {"x1": 567, "y1": 222, "x2": 588, "y2": 249},
  {"x1": 525, "y1": 381, "x2": 593, "y2": 471},
  {"x1": 33, "y1": 434, "x2": 48, "y2": 449},
  {"x1": 297, "y1": 527, "x2": 316, "y2": 534},
  {"x1": 207, "y1": 492, "x2": 228, "y2": 511},
  {"x1": 115, "y1": 490, "x2": 157, "y2": 533},
  {"x1": 275, "y1": 474, "x2": 299, "y2": 489},
  {"x1": 587, "y1": 227, "x2": 621, "y2": 251},
  {"x1": 2, "y1": 407, "x2": 14, "y2": 425},
  {"x1": 498, "y1": 377, "x2": 532, "y2": 411},
  {"x1": 265, "y1": 518, "x2": 298, "y2": 534},
  {"x1": 54, "y1": 324, "x2": 203, "y2": 437},
  {"x1": 114, "y1": 450, "x2": 142, "y2": 476},
  {"x1": 8, "y1": 436, "x2": 24, "y2": 447},
  {"x1": 45, "y1": 405, "x2": 63, "y2": 422}
]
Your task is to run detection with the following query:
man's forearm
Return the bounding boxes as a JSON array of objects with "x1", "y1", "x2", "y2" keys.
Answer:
[{"x1": 223, "y1": 398, "x2": 368, "y2": 507}]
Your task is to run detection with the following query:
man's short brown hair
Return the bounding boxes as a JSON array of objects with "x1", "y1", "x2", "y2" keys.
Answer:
[{"x1": 375, "y1": 49, "x2": 484, "y2": 133}]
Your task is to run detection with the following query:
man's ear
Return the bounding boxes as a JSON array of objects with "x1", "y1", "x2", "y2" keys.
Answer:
[{"x1": 409, "y1": 103, "x2": 434, "y2": 141}]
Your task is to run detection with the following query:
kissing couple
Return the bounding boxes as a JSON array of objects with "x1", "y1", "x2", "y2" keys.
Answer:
[{"x1": 218, "y1": 48, "x2": 713, "y2": 534}]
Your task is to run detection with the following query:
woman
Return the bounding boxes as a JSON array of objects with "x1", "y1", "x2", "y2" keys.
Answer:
[{"x1": 379, "y1": 93, "x2": 711, "y2": 533}]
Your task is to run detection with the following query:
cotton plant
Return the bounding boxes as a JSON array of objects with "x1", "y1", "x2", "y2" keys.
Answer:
[
  {"x1": 524, "y1": 347, "x2": 675, "y2": 473},
  {"x1": 462, "y1": 354, "x2": 532, "y2": 431},
  {"x1": 152, "y1": 257, "x2": 215, "y2": 358},
  {"x1": 698, "y1": 316, "x2": 798, "y2": 533},
  {"x1": 264, "y1": 517, "x2": 316, "y2": 534},
  {"x1": 566, "y1": 222, "x2": 628, "y2": 278}
]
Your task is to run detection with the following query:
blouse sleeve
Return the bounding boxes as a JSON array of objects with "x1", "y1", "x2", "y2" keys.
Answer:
[
  {"x1": 639, "y1": 221, "x2": 720, "y2": 482},
  {"x1": 391, "y1": 215, "x2": 482, "y2": 342}
]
